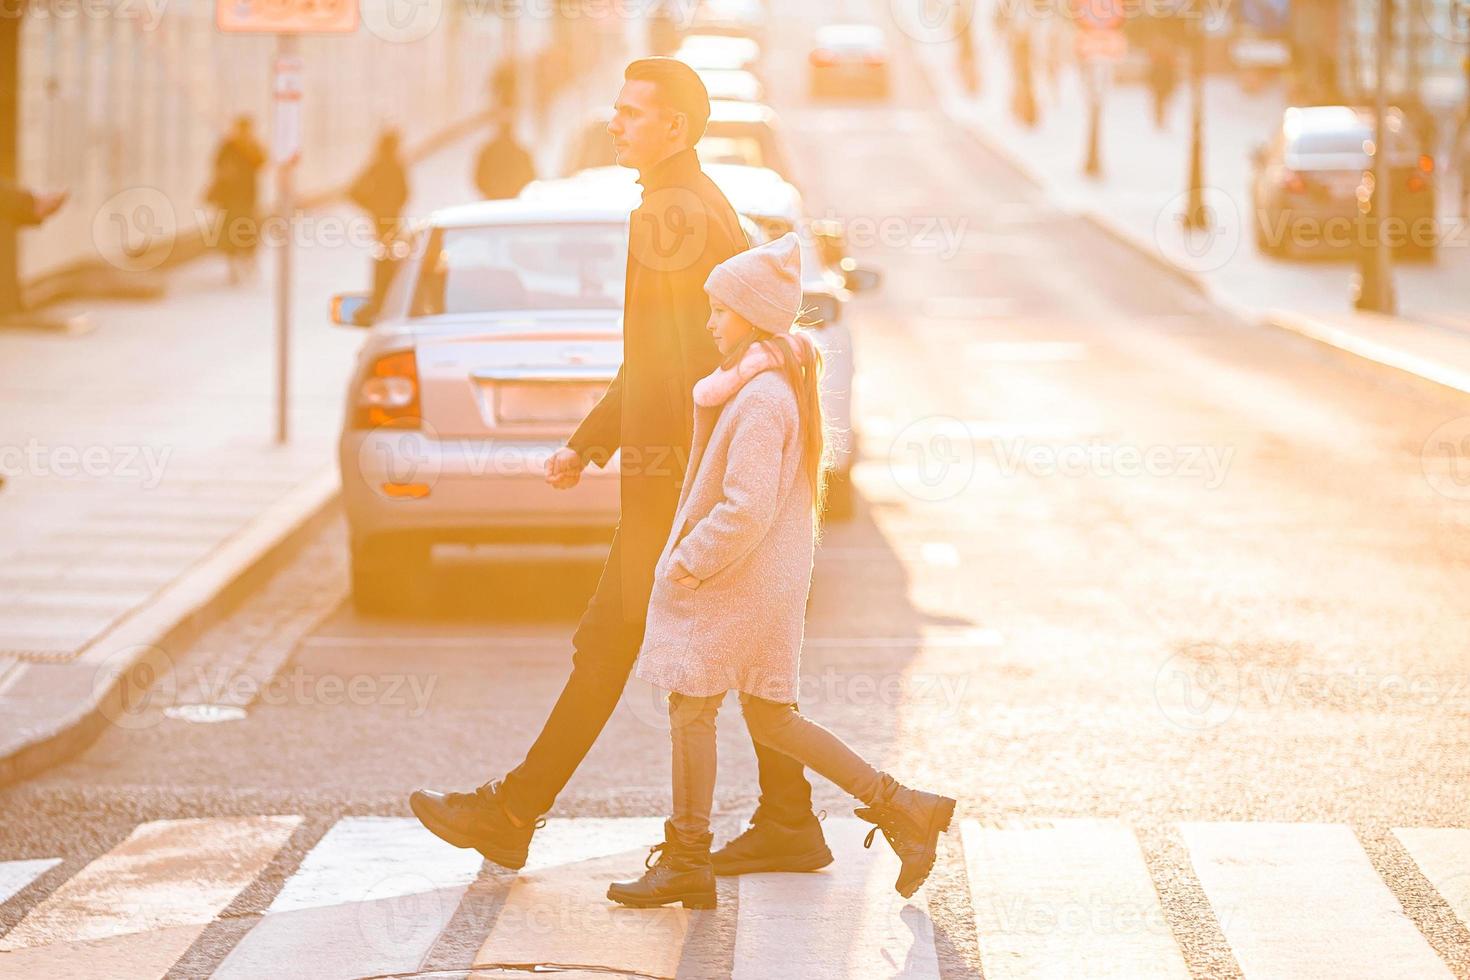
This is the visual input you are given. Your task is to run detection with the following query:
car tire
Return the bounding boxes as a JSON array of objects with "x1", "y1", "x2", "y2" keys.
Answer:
[
  {"x1": 351, "y1": 532, "x2": 431, "y2": 616},
  {"x1": 824, "y1": 469, "x2": 856, "y2": 522}
]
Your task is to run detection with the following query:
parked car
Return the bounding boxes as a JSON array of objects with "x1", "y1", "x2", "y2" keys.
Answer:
[
  {"x1": 809, "y1": 24, "x2": 891, "y2": 100},
  {"x1": 562, "y1": 100, "x2": 797, "y2": 187},
  {"x1": 521, "y1": 164, "x2": 883, "y2": 518},
  {"x1": 1249, "y1": 105, "x2": 1438, "y2": 258},
  {"x1": 695, "y1": 67, "x2": 766, "y2": 104},
  {"x1": 329, "y1": 202, "x2": 630, "y2": 612},
  {"x1": 674, "y1": 34, "x2": 761, "y2": 73}
]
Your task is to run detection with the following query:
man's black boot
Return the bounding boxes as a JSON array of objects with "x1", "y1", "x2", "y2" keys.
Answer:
[
  {"x1": 607, "y1": 820, "x2": 717, "y2": 909},
  {"x1": 409, "y1": 780, "x2": 541, "y2": 871},
  {"x1": 711, "y1": 807, "x2": 834, "y2": 876},
  {"x1": 855, "y1": 775, "x2": 956, "y2": 898}
]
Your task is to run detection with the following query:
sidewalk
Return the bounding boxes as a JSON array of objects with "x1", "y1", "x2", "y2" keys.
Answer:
[
  {"x1": 909, "y1": 14, "x2": 1470, "y2": 399},
  {"x1": 0, "y1": 55, "x2": 631, "y2": 785}
]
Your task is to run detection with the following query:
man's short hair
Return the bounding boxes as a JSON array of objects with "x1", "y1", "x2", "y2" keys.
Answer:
[{"x1": 624, "y1": 57, "x2": 711, "y2": 146}]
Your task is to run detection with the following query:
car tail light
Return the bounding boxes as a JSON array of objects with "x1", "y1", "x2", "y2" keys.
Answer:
[
  {"x1": 1406, "y1": 173, "x2": 1428, "y2": 193},
  {"x1": 353, "y1": 349, "x2": 420, "y2": 429},
  {"x1": 1418, "y1": 154, "x2": 1434, "y2": 173},
  {"x1": 863, "y1": 51, "x2": 887, "y2": 66},
  {"x1": 810, "y1": 49, "x2": 836, "y2": 67},
  {"x1": 1281, "y1": 170, "x2": 1307, "y2": 194}
]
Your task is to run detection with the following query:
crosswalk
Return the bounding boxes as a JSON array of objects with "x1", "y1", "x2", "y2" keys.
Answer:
[{"x1": 0, "y1": 815, "x2": 1465, "y2": 979}]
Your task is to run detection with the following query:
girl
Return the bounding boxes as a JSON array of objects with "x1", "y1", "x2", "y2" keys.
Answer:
[{"x1": 607, "y1": 233, "x2": 956, "y2": 910}]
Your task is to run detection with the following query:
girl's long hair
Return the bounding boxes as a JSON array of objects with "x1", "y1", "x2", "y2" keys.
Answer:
[{"x1": 721, "y1": 318, "x2": 831, "y2": 531}]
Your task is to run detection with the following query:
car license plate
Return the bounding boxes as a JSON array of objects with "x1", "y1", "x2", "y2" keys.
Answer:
[{"x1": 495, "y1": 382, "x2": 605, "y2": 424}]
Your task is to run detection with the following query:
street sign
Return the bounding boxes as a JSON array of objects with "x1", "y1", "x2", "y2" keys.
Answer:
[
  {"x1": 216, "y1": 0, "x2": 358, "y2": 34},
  {"x1": 1075, "y1": 29, "x2": 1127, "y2": 62},
  {"x1": 272, "y1": 55, "x2": 304, "y2": 165}
]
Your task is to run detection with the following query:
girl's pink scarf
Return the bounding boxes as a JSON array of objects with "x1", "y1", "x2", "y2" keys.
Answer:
[{"x1": 693, "y1": 333, "x2": 815, "y2": 408}]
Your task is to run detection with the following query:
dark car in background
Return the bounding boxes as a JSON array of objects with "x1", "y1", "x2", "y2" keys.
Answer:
[{"x1": 1249, "y1": 105, "x2": 1438, "y2": 259}]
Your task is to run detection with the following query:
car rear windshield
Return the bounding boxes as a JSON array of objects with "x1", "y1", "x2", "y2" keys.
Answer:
[{"x1": 410, "y1": 223, "x2": 625, "y2": 316}]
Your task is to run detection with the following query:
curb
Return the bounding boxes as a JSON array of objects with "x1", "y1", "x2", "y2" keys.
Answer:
[
  {"x1": 0, "y1": 468, "x2": 341, "y2": 788},
  {"x1": 1264, "y1": 309, "x2": 1470, "y2": 402}
]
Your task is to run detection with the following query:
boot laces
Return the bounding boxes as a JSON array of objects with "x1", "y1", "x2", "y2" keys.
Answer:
[
  {"x1": 860, "y1": 806, "x2": 915, "y2": 852},
  {"x1": 645, "y1": 841, "x2": 669, "y2": 869}
]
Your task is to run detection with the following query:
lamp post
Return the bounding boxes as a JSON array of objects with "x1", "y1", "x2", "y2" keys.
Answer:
[
  {"x1": 1181, "y1": 15, "x2": 1210, "y2": 229},
  {"x1": 1357, "y1": 0, "x2": 1396, "y2": 313}
]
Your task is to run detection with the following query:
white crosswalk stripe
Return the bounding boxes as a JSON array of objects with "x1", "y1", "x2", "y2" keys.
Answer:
[
  {"x1": 473, "y1": 817, "x2": 679, "y2": 978},
  {"x1": 1393, "y1": 827, "x2": 1470, "y2": 932},
  {"x1": 1, "y1": 814, "x2": 1467, "y2": 979},
  {"x1": 0, "y1": 816, "x2": 298, "y2": 980},
  {"x1": 734, "y1": 817, "x2": 940, "y2": 979},
  {"x1": 961, "y1": 818, "x2": 1190, "y2": 980},
  {"x1": 1180, "y1": 821, "x2": 1454, "y2": 980},
  {"x1": 0, "y1": 859, "x2": 60, "y2": 907},
  {"x1": 213, "y1": 816, "x2": 484, "y2": 980}
]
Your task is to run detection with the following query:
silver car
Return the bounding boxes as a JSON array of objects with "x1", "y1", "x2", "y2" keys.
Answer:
[{"x1": 330, "y1": 202, "x2": 630, "y2": 612}]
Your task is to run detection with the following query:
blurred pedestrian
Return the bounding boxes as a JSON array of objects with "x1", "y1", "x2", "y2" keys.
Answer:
[
  {"x1": 1454, "y1": 111, "x2": 1470, "y2": 221},
  {"x1": 604, "y1": 233, "x2": 958, "y2": 911},
  {"x1": 205, "y1": 116, "x2": 266, "y2": 285},
  {"x1": 474, "y1": 110, "x2": 536, "y2": 200},
  {"x1": 1148, "y1": 45, "x2": 1178, "y2": 130},
  {"x1": 0, "y1": 182, "x2": 66, "y2": 320},
  {"x1": 1010, "y1": 28, "x2": 1038, "y2": 128},
  {"x1": 348, "y1": 130, "x2": 410, "y2": 325}
]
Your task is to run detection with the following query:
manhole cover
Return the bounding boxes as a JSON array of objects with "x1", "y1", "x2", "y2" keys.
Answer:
[{"x1": 164, "y1": 703, "x2": 247, "y2": 723}]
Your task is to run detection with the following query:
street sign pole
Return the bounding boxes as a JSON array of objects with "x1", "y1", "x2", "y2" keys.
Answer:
[
  {"x1": 272, "y1": 36, "x2": 302, "y2": 444},
  {"x1": 217, "y1": 0, "x2": 355, "y2": 445}
]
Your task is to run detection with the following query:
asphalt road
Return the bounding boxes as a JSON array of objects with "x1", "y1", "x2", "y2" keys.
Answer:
[{"x1": 3, "y1": 3, "x2": 1469, "y2": 978}]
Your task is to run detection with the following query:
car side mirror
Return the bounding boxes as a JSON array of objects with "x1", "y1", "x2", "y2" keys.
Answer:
[
  {"x1": 331, "y1": 292, "x2": 373, "y2": 327},
  {"x1": 839, "y1": 258, "x2": 882, "y2": 293}
]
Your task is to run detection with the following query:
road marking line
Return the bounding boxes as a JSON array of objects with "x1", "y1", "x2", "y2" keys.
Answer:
[
  {"x1": 0, "y1": 859, "x2": 60, "y2": 906},
  {"x1": 962, "y1": 818, "x2": 1190, "y2": 980},
  {"x1": 966, "y1": 341, "x2": 1089, "y2": 362},
  {"x1": 213, "y1": 817, "x2": 483, "y2": 979},
  {"x1": 733, "y1": 817, "x2": 940, "y2": 979},
  {"x1": 1393, "y1": 828, "x2": 1470, "y2": 932},
  {"x1": 475, "y1": 817, "x2": 684, "y2": 978},
  {"x1": 0, "y1": 816, "x2": 298, "y2": 951},
  {"x1": 1181, "y1": 821, "x2": 1453, "y2": 980}
]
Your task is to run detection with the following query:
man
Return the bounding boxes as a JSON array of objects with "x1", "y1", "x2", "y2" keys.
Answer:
[
  {"x1": 412, "y1": 58, "x2": 832, "y2": 877},
  {"x1": 473, "y1": 108, "x2": 536, "y2": 201}
]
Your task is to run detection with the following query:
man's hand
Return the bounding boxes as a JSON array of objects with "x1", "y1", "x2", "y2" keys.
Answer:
[
  {"x1": 31, "y1": 190, "x2": 67, "y2": 223},
  {"x1": 545, "y1": 446, "x2": 585, "y2": 490}
]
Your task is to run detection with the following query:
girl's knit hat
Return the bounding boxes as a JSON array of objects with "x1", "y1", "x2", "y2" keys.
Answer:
[{"x1": 704, "y1": 232, "x2": 802, "y2": 335}]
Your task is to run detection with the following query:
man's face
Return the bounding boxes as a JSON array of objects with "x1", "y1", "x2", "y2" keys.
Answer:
[{"x1": 608, "y1": 80, "x2": 685, "y2": 173}]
